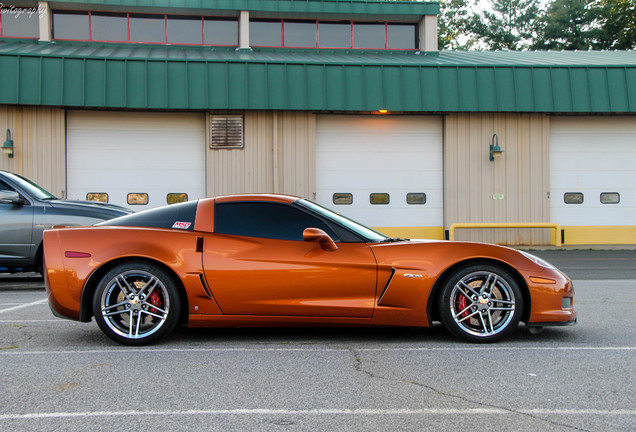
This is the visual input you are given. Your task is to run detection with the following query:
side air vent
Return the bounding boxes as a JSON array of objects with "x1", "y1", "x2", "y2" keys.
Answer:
[{"x1": 210, "y1": 114, "x2": 244, "y2": 149}]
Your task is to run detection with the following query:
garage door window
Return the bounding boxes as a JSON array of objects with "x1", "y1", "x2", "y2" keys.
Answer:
[
  {"x1": 406, "y1": 193, "x2": 427, "y2": 205},
  {"x1": 370, "y1": 193, "x2": 390, "y2": 205},
  {"x1": 333, "y1": 193, "x2": 353, "y2": 205},
  {"x1": 87, "y1": 193, "x2": 109, "y2": 203},
  {"x1": 564, "y1": 192, "x2": 583, "y2": 204},
  {"x1": 167, "y1": 193, "x2": 188, "y2": 205},
  {"x1": 128, "y1": 193, "x2": 149, "y2": 205},
  {"x1": 600, "y1": 192, "x2": 620, "y2": 204}
]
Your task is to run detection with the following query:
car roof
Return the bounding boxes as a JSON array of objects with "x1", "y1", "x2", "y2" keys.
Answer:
[{"x1": 213, "y1": 194, "x2": 300, "y2": 204}]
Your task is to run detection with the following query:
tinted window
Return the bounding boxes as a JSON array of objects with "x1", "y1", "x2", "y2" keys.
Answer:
[
  {"x1": 91, "y1": 13, "x2": 128, "y2": 42},
  {"x1": 53, "y1": 11, "x2": 89, "y2": 40},
  {"x1": 167, "y1": 16, "x2": 202, "y2": 44},
  {"x1": 387, "y1": 24, "x2": 416, "y2": 49},
  {"x1": 215, "y1": 202, "x2": 339, "y2": 241},
  {"x1": 353, "y1": 23, "x2": 385, "y2": 49},
  {"x1": 1, "y1": 8, "x2": 39, "y2": 38},
  {"x1": 204, "y1": 18, "x2": 238, "y2": 45},
  {"x1": 319, "y1": 22, "x2": 350, "y2": 48},
  {"x1": 284, "y1": 21, "x2": 316, "y2": 47},
  {"x1": 250, "y1": 20, "x2": 282, "y2": 46},
  {"x1": 0, "y1": 179, "x2": 15, "y2": 192},
  {"x1": 100, "y1": 200, "x2": 197, "y2": 230},
  {"x1": 130, "y1": 14, "x2": 165, "y2": 43}
]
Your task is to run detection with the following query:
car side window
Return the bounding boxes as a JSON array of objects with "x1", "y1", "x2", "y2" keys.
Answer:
[
  {"x1": 215, "y1": 202, "x2": 340, "y2": 241},
  {"x1": 0, "y1": 180, "x2": 15, "y2": 192}
]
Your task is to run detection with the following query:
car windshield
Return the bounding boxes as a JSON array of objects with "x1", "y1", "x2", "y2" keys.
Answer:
[
  {"x1": 297, "y1": 199, "x2": 389, "y2": 243},
  {"x1": 4, "y1": 172, "x2": 57, "y2": 200}
]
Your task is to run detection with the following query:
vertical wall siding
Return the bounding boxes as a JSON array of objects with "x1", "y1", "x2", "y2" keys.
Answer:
[
  {"x1": 0, "y1": 105, "x2": 66, "y2": 197},
  {"x1": 444, "y1": 113, "x2": 551, "y2": 245},
  {"x1": 206, "y1": 111, "x2": 316, "y2": 199}
]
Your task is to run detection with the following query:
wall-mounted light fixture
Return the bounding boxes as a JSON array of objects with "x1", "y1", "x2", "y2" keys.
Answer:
[
  {"x1": 2, "y1": 129, "x2": 14, "y2": 158},
  {"x1": 489, "y1": 133, "x2": 503, "y2": 161},
  {"x1": 372, "y1": 109, "x2": 390, "y2": 115}
]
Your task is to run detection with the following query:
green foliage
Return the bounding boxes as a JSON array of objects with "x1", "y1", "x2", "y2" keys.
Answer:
[
  {"x1": 438, "y1": 0, "x2": 476, "y2": 49},
  {"x1": 435, "y1": 0, "x2": 636, "y2": 50},
  {"x1": 532, "y1": 0, "x2": 600, "y2": 50},
  {"x1": 470, "y1": 0, "x2": 541, "y2": 50},
  {"x1": 594, "y1": 0, "x2": 636, "y2": 49}
]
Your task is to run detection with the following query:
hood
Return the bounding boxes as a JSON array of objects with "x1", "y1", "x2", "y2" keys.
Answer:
[{"x1": 48, "y1": 199, "x2": 133, "y2": 218}]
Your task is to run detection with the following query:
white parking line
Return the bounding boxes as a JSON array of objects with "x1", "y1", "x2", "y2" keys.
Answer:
[
  {"x1": 1, "y1": 346, "x2": 635, "y2": 356},
  {"x1": 0, "y1": 298, "x2": 47, "y2": 315},
  {"x1": 0, "y1": 320, "x2": 63, "y2": 323},
  {"x1": 0, "y1": 408, "x2": 634, "y2": 420}
]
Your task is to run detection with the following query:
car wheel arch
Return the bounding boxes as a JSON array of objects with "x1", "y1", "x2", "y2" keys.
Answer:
[
  {"x1": 426, "y1": 258, "x2": 531, "y2": 325},
  {"x1": 79, "y1": 257, "x2": 189, "y2": 325}
]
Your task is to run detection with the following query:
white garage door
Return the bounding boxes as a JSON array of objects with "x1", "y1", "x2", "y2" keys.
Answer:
[
  {"x1": 67, "y1": 111, "x2": 206, "y2": 210},
  {"x1": 316, "y1": 115, "x2": 443, "y2": 234},
  {"x1": 550, "y1": 117, "x2": 636, "y2": 226}
]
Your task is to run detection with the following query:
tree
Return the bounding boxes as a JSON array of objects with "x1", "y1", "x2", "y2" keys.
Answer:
[
  {"x1": 470, "y1": 0, "x2": 541, "y2": 50},
  {"x1": 437, "y1": 0, "x2": 476, "y2": 49},
  {"x1": 595, "y1": 0, "x2": 636, "y2": 49},
  {"x1": 532, "y1": 0, "x2": 599, "y2": 50}
]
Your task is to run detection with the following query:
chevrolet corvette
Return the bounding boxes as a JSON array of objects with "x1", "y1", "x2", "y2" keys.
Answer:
[{"x1": 43, "y1": 194, "x2": 576, "y2": 345}]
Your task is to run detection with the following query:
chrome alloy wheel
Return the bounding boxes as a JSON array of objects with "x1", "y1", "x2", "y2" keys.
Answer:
[
  {"x1": 100, "y1": 270, "x2": 170, "y2": 340},
  {"x1": 449, "y1": 271, "x2": 516, "y2": 338}
]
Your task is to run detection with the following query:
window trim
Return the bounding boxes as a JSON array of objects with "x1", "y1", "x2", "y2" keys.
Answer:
[{"x1": 50, "y1": 9, "x2": 238, "y2": 47}]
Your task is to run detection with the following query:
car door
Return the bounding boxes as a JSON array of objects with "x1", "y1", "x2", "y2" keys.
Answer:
[
  {"x1": 202, "y1": 201, "x2": 378, "y2": 318},
  {"x1": 0, "y1": 179, "x2": 34, "y2": 266}
]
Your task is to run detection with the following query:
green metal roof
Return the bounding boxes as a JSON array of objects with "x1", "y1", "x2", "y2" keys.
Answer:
[
  {"x1": 37, "y1": 0, "x2": 439, "y2": 20},
  {"x1": 1, "y1": 41, "x2": 636, "y2": 112}
]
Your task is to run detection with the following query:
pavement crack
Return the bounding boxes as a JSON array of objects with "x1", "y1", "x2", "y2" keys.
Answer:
[{"x1": 348, "y1": 347, "x2": 593, "y2": 432}]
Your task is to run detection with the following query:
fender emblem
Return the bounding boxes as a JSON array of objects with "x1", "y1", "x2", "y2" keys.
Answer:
[{"x1": 403, "y1": 273, "x2": 423, "y2": 278}]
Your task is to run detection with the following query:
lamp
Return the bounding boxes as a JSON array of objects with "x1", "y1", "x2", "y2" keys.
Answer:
[
  {"x1": 2, "y1": 129, "x2": 14, "y2": 158},
  {"x1": 489, "y1": 133, "x2": 503, "y2": 161}
]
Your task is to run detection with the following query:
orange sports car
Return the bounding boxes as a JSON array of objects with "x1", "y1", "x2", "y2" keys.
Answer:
[{"x1": 43, "y1": 194, "x2": 576, "y2": 345}]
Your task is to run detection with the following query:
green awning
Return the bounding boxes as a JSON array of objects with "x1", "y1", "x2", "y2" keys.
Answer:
[{"x1": 1, "y1": 41, "x2": 636, "y2": 112}]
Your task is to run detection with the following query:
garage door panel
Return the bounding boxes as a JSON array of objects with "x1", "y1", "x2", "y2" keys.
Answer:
[
  {"x1": 317, "y1": 115, "x2": 443, "y2": 231},
  {"x1": 550, "y1": 117, "x2": 636, "y2": 227},
  {"x1": 67, "y1": 111, "x2": 205, "y2": 210}
]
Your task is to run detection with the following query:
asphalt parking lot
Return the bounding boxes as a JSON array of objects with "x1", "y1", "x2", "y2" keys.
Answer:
[{"x1": 1, "y1": 250, "x2": 635, "y2": 431}]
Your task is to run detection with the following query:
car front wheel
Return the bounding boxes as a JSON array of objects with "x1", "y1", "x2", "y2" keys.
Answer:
[
  {"x1": 439, "y1": 263, "x2": 523, "y2": 343},
  {"x1": 93, "y1": 262, "x2": 180, "y2": 345}
]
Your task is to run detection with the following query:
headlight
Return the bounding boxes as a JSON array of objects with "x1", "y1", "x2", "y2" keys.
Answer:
[{"x1": 520, "y1": 251, "x2": 556, "y2": 269}]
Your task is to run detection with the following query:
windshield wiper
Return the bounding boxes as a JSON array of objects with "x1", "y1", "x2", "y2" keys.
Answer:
[{"x1": 381, "y1": 237, "x2": 408, "y2": 243}]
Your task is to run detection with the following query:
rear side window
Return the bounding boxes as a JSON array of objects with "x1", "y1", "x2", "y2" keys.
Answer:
[
  {"x1": 100, "y1": 200, "x2": 197, "y2": 230},
  {"x1": 214, "y1": 202, "x2": 339, "y2": 241}
]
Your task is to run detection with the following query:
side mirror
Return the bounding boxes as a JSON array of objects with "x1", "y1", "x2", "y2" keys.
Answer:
[
  {"x1": 0, "y1": 190, "x2": 23, "y2": 205},
  {"x1": 303, "y1": 228, "x2": 338, "y2": 251}
]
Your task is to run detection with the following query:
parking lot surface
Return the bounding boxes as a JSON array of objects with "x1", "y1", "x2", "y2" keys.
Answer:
[{"x1": 1, "y1": 251, "x2": 635, "y2": 431}]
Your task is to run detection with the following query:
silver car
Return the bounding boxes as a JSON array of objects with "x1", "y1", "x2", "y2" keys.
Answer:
[{"x1": 0, "y1": 170, "x2": 131, "y2": 273}]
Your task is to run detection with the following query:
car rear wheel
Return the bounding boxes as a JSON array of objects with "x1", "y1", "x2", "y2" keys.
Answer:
[
  {"x1": 93, "y1": 262, "x2": 180, "y2": 345},
  {"x1": 439, "y1": 263, "x2": 523, "y2": 343}
]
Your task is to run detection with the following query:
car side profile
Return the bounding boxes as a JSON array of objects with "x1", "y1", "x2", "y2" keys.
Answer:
[
  {"x1": 0, "y1": 170, "x2": 131, "y2": 273},
  {"x1": 43, "y1": 194, "x2": 576, "y2": 345}
]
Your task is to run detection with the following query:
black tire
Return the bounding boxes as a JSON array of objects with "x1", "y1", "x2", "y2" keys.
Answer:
[
  {"x1": 92, "y1": 261, "x2": 181, "y2": 346},
  {"x1": 438, "y1": 263, "x2": 523, "y2": 343}
]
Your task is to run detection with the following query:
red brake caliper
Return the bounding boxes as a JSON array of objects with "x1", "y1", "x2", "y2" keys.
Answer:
[
  {"x1": 149, "y1": 291, "x2": 161, "y2": 314},
  {"x1": 457, "y1": 295, "x2": 469, "y2": 318}
]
